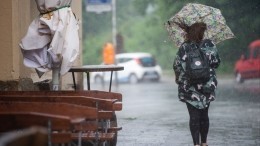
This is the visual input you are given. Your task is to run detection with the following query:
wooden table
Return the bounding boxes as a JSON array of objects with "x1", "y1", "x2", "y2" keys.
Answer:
[{"x1": 69, "y1": 65, "x2": 124, "y2": 91}]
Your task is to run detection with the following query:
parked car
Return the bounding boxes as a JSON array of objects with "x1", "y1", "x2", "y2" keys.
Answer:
[
  {"x1": 92, "y1": 52, "x2": 162, "y2": 84},
  {"x1": 234, "y1": 40, "x2": 260, "y2": 83}
]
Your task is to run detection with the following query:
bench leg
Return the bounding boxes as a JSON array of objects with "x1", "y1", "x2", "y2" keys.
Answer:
[
  {"x1": 72, "y1": 72, "x2": 77, "y2": 91},
  {"x1": 103, "y1": 141, "x2": 109, "y2": 146},
  {"x1": 48, "y1": 120, "x2": 52, "y2": 146},
  {"x1": 78, "y1": 131, "x2": 82, "y2": 146},
  {"x1": 110, "y1": 112, "x2": 118, "y2": 146},
  {"x1": 109, "y1": 71, "x2": 113, "y2": 92},
  {"x1": 87, "y1": 72, "x2": 91, "y2": 90}
]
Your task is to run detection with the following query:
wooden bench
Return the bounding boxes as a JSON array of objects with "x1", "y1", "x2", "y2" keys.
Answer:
[
  {"x1": 0, "y1": 101, "x2": 115, "y2": 145},
  {"x1": 0, "y1": 93, "x2": 121, "y2": 126},
  {"x1": 0, "y1": 95, "x2": 121, "y2": 115},
  {"x1": 0, "y1": 90, "x2": 122, "y2": 101},
  {"x1": 0, "y1": 90, "x2": 123, "y2": 145},
  {"x1": 0, "y1": 90, "x2": 122, "y2": 125},
  {"x1": 0, "y1": 101, "x2": 98, "y2": 120}
]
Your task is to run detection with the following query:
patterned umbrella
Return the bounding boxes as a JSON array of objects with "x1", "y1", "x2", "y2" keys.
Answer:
[{"x1": 165, "y1": 3, "x2": 235, "y2": 47}]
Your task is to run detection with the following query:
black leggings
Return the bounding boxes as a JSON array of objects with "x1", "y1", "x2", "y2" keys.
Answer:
[{"x1": 186, "y1": 103, "x2": 210, "y2": 145}]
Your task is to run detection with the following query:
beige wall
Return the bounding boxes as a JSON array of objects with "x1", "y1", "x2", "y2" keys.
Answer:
[
  {"x1": 0, "y1": 1, "x2": 16, "y2": 80},
  {"x1": 0, "y1": 0, "x2": 82, "y2": 89}
]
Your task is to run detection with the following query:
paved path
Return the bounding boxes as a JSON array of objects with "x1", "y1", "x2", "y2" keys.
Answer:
[{"x1": 90, "y1": 76, "x2": 260, "y2": 146}]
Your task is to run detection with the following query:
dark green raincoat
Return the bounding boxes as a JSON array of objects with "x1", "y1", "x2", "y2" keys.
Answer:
[{"x1": 173, "y1": 39, "x2": 221, "y2": 109}]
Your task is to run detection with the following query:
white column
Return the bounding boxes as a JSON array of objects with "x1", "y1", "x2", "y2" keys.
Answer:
[{"x1": 112, "y1": 0, "x2": 117, "y2": 51}]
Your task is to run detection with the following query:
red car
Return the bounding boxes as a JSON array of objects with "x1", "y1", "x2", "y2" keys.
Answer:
[{"x1": 234, "y1": 40, "x2": 260, "y2": 83}]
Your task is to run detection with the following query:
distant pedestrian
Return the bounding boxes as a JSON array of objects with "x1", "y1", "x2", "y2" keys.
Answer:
[
  {"x1": 173, "y1": 22, "x2": 221, "y2": 146},
  {"x1": 103, "y1": 43, "x2": 115, "y2": 65}
]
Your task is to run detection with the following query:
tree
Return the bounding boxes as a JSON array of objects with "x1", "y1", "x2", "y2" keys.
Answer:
[{"x1": 82, "y1": 0, "x2": 260, "y2": 73}]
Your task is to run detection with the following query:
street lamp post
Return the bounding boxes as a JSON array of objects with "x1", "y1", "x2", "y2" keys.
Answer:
[
  {"x1": 112, "y1": 0, "x2": 116, "y2": 49},
  {"x1": 112, "y1": 0, "x2": 118, "y2": 86}
]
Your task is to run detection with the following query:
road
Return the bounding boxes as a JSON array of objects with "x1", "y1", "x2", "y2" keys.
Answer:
[{"x1": 89, "y1": 75, "x2": 260, "y2": 146}]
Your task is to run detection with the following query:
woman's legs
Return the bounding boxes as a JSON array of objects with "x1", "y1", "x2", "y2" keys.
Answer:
[
  {"x1": 200, "y1": 104, "x2": 210, "y2": 144},
  {"x1": 186, "y1": 103, "x2": 200, "y2": 145},
  {"x1": 186, "y1": 103, "x2": 210, "y2": 145}
]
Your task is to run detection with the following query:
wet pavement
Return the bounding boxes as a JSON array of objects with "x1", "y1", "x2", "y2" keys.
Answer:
[{"x1": 89, "y1": 75, "x2": 260, "y2": 146}]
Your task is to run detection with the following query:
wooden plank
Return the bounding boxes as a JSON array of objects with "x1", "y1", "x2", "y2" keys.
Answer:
[
  {"x1": 71, "y1": 132, "x2": 115, "y2": 141},
  {"x1": 0, "y1": 112, "x2": 71, "y2": 131},
  {"x1": 0, "y1": 95, "x2": 117, "y2": 111},
  {"x1": 73, "y1": 120, "x2": 98, "y2": 131},
  {"x1": 0, "y1": 112, "x2": 73, "y2": 144},
  {"x1": 52, "y1": 133, "x2": 72, "y2": 144},
  {"x1": 0, "y1": 101, "x2": 98, "y2": 120},
  {"x1": 78, "y1": 90, "x2": 122, "y2": 101},
  {"x1": 0, "y1": 126, "x2": 48, "y2": 146},
  {"x1": 0, "y1": 90, "x2": 123, "y2": 101},
  {"x1": 98, "y1": 127, "x2": 122, "y2": 132},
  {"x1": 113, "y1": 102, "x2": 122, "y2": 111},
  {"x1": 98, "y1": 111, "x2": 114, "y2": 120}
]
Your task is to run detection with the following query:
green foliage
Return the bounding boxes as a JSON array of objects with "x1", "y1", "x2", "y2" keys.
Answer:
[
  {"x1": 82, "y1": 0, "x2": 260, "y2": 74},
  {"x1": 83, "y1": 33, "x2": 109, "y2": 65},
  {"x1": 132, "y1": 0, "x2": 155, "y2": 15}
]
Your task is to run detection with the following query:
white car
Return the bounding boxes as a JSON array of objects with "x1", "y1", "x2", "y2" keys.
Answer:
[{"x1": 92, "y1": 52, "x2": 162, "y2": 84}]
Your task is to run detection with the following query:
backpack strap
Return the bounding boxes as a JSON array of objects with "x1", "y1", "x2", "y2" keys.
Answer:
[
  {"x1": 199, "y1": 40, "x2": 206, "y2": 49},
  {"x1": 199, "y1": 39, "x2": 212, "y2": 49}
]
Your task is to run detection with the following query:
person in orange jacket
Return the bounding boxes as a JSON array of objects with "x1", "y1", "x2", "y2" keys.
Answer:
[{"x1": 103, "y1": 43, "x2": 115, "y2": 65}]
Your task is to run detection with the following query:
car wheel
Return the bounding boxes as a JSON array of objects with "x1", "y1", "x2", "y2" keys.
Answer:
[
  {"x1": 94, "y1": 75, "x2": 104, "y2": 83},
  {"x1": 151, "y1": 77, "x2": 160, "y2": 82},
  {"x1": 129, "y1": 74, "x2": 138, "y2": 84},
  {"x1": 235, "y1": 72, "x2": 244, "y2": 83},
  {"x1": 151, "y1": 73, "x2": 160, "y2": 82}
]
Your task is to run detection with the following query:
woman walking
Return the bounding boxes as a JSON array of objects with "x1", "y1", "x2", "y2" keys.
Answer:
[{"x1": 173, "y1": 22, "x2": 221, "y2": 146}]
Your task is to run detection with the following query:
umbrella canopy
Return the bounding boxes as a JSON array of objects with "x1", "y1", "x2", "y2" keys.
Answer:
[
  {"x1": 20, "y1": 0, "x2": 79, "y2": 76},
  {"x1": 165, "y1": 3, "x2": 235, "y2": 47}
]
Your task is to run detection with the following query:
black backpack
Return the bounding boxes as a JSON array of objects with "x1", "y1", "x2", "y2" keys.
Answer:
[{"x1": 185, "y1": 41, "x2": 210, "y2": 84}]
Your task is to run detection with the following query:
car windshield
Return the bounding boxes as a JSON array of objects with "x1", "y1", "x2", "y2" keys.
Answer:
[
  {"x1": 252, "y1": 47, "x2": 260, "y2": 59},
  {"x1": 139, "y1": 57, "x2": 156, "y2": 67},
  {"x1": 116, "y1": 58, "x2": 132, "y2": 64},
  {"x1": 244, "y1": 49, "x2": 250, "y2": 59}
]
